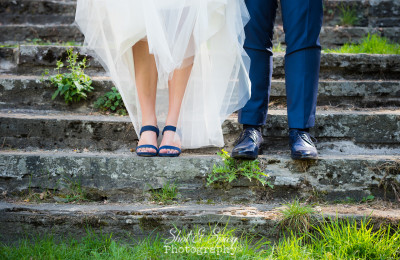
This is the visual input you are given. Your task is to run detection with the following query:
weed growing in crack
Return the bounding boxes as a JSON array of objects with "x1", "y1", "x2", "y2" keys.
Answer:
[
  {"x1": 43, "y1": 48, "x2": 94, "y2": 104},
  {"x1": 278, "y1": 199, "x2": 317, "y2": 235},
  {"x1": 272, "y1": 42, "x2": 285, "y2": 53},
  {"x1": 147, "y1": 181, "x2": 180, "y2": 204},
  {"x1": 361, "y1": 195, "x2": 375, "y2": 203},
  {"x1": 339, "y1": 4, "x2": 358, "y2": 26},
  {"x1": 207, "y1": 149, "x2": 273, "y2": 188},
  {"x1": 55, "y1": 175, "x2": 89, "y2": 203},
  {"x1": 23, "y1": 173, "x2": 53, "y2": 203}
]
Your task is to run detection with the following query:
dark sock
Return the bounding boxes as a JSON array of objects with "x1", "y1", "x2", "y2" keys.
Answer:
[
  {"x1": 243, "y1": 124, "x2": 262, "y2": 132},
  {"x1": 290, "y1": 128, "x2": 310, "y2": 132}
]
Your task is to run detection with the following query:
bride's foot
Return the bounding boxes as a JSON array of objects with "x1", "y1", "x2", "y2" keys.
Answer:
[
  {"x1": 136, "y1": 126, "x2": 159, "y2": 156},
  {"x1": 159, "y1": 126, "x2": 181, "y2": 156}
]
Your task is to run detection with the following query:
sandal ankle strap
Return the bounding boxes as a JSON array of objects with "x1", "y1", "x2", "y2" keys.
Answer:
[
  {"x1": 162, "y1": 125, "x2": 177, "y2": 135},
  {"x1": 140, "y1": 125, "x2": 159, "y2": 137}
]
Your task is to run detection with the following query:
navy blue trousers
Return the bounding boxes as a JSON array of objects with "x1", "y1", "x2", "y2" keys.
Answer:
[{"x1": 238, "y1": 0, "x2": 323, "y2": 129}]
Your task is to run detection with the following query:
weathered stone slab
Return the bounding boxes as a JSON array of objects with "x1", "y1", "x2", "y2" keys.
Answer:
[
  {"x1": 307, "y1": 0, "x2": 400, "y2": 27},
  {"x1": 273, "y1": 26, "x2": 400, "y2": 48},
  {"x1": 2, "y1": 0, "x2": 399, "y2": 27},
  {"x1": 264, "y1": 110, "x2": 400, "y2": 144},
  {"x1": 0, "y1": 75, "x2": 114, "y2": 112},
  {"x1": 0, "y1": 151, "x2": 399, "y2": 203},
  {"x1": 1, "y1": 76, "x2": 399, "y2": 110},
  {"x1": 0, "y1": 24, "x2": 84, "y2": 43},
  {"x1": 1, "y1": 110, "x2": 399, "y2": 151},
  {"x1": 0, "y1": 110, "x2": 137, "y2": 151},
  {"x1": 1, "y1": 201, "x2": 399, "y2": 244},
  {"x1": 2, "y1": 24, "x2": 399, "y2": 47},
  {"x1": 0, "y1": 0, "x2": 76, "y2": 16},
  {"x1": 1, "y1": 46, "x2": 399, "y2": 80},
  {"x1": 0, "y1": 202, "x2": 280, "y2": 244},
  {"x1": 0, "y1": 0, "x2": 75, "y2": 24},
  {"x1": 0, "y1": 14, "x2": 74, "y2": 25},
  {"x1": 273, "y1": 53, "x2": 400, "y2": 80}
]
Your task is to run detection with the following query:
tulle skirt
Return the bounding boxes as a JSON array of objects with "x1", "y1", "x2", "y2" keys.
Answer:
[{"x1": 75, "y1": 0, "x2": 251, "y2": 148}]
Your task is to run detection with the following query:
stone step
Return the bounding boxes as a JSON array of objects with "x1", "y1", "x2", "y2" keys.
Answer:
[
  {"x1": 0, "y1": 0, "x2": 76, "y2": 24},
  {"x1": 0, "y1": 14, "x2": 74, "y2": 25},
  {"x1": 1, "y1": 109, "x2": 399, "y2": 152},
  {"x1": 280, "y1": 0, "x2": 400, "y2": 28},
  {"x1": 1, "y1": 23, "x2": 399, "y2": 48},
  {"x1": 1, "y1": 75, "x2": 399, "y2": 110},
  {"x1": 0, "y1": 151, "x2": 399, "y2": 204},
  {"x1": 275, "y1": 26, "x2": 400, "y2": 47},
  {"x1": 1, "y1": 201, "x2": 399, "y2": 244},
  {"x1": 0, "y1": 24, "x2": 84, "y2": 44},
  {"x1": 2, "y1": 46, "x2": 399, "y2": 80},
  {"x1": 2, "y1": 0, "x2": 398, "y2": 28}
]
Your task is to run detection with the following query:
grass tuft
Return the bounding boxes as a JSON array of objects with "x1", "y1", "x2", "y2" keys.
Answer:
[
  {"x1": 147, "y1": 181, "x2": 180, "y2": 204},
  {"x1": 325, "y1": 34, "x2": 400, "y2": 54},
  {"x1": 278, "y1": 200, "x2": 316, "y2": 234},
  {"x1": 339, "y1": 4, "x2": 358, "y2": 26},
  {"x1": 56, "y1": 175, "x2": 89, "y2": 203},
  {"x1": 272, "y1": 43, "x2": 285, "y2": 53},
  {"x1": 309, "y1": 218, "x2": 400, "y2": 259}
]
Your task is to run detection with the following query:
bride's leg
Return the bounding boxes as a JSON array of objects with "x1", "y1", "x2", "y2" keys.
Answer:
[
  {"x1": 159, "y1": 62, "x2": 193, "y2": 154},
  {"x1": 132, "y1": 41, "x2": 158, "y2": 153}
]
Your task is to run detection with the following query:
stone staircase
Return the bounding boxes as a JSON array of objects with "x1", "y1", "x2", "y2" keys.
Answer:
[
  {"x1": 0, "y1": 0, "x2": 399, "y2": 243},
  {"x1": 1, "y1": 0, "x2": 399, "y2": 46}
]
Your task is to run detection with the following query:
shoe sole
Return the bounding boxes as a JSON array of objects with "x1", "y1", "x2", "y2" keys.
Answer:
[
  {"x1": 137, "y1": 154, "x2": 157, "y2": 157},
  {"x1": 158, "y1": 154, "x2": 181, "y2": 157},
  {"x1": 137, "y1": 153, "x2": 158, "y2": 157}
]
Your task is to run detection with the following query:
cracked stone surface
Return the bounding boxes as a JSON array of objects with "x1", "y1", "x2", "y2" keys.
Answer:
[
  {"x1": 0, "y1": 152, "x2": 399, "y2": 203},
  {"x1": 0, "y1": 201, "x2": 399, "y2": 244},
  {"x1": 2, "y1": 46, "x2": 400, "y2": 80},
  {"x1": 1, "y1": 109, "x2": 398, "y2": 151},
  {"x1": 1, "y1": 76, "x2": 400, "y2": 110}
]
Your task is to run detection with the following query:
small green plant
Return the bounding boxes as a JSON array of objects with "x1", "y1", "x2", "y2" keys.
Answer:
[
  {"x1": 44, "y1": 48, "x2": 93, "y2": 104},
  {"x1": 273, "y1": 43, "x2": 285, "y2": 53},
  {"x1": 207, "y1": 149, "x2": 273, "y2": 188},
  {"x1": 278, "y1": 200, "x2": 316, "y2": 234},
  {"x1": 325, "y1": 34, "x2": 400, "y2": 54},
  {"x1": 339, "y1": 4, "x2": 358, "y2": 26},
  {"x1": 0, "y1": 43, "x2": 19, "y2": 48},
  {"x1": 147, "y1": 181, "x2": 179, "y2": 204},
  {"x1": 94, "y1": 87, "x2": 127, "y2": 115},
  {"x1": 361, "y1": 195, "x2": 375, "y2": 203},
  {"x1": 56, "y1": 176, "x2": 88, "y2": 203}
]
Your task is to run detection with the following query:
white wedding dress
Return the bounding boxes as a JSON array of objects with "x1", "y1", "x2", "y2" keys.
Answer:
[{"x1": 75, "y1": 0, "x2": 251, "y2": 148}]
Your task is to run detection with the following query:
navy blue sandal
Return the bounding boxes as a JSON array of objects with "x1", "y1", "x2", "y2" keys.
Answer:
[
  {"x1": 158, "y1": 126, "x2": 181, "y2": 157},
  {"x1": 136, "y1": 125, "x2": 159, "y2": 157}
]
